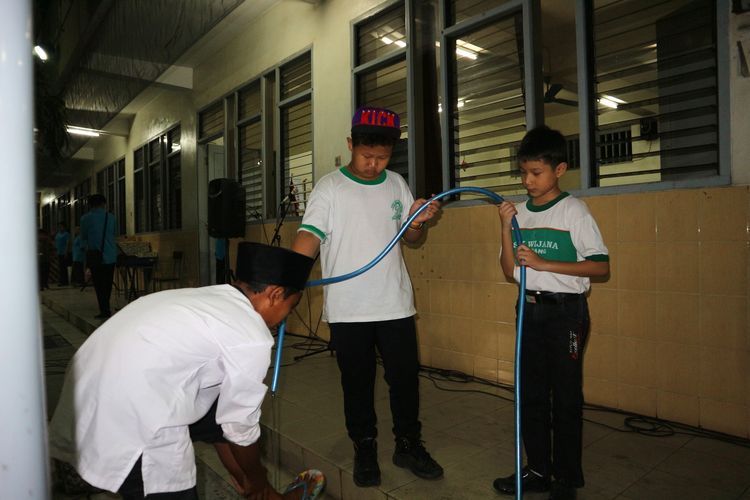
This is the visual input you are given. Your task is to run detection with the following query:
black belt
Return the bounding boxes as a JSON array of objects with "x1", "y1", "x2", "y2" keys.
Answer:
[{"x1": 524, "y1": 290, "x2": 584, "y2": 305}]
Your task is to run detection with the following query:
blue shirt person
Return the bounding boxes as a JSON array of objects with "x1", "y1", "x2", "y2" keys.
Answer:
[
  {"x1": 55, "y1": 222, "x2": 71, "y2": 285},
  {"x1": 79, "y1": 194, "x2": 118, "y2": 318}
]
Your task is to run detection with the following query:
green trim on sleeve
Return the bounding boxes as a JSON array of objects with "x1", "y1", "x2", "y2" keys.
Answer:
[
  {"x1": 585, "y1": 254, "x2": 609, "y2": 262},
  {"x1": 299, "y1": 224, "x2": 327, "y2": 242}
]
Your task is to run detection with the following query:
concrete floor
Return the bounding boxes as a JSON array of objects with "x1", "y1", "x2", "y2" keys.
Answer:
[{"x1": 41, "y1": 286, "x2": 750, "y2": 499}]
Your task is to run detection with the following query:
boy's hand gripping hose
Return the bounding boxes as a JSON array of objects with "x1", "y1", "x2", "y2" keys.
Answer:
[{"x1": 270, "y1": 186, "x2": 526, "y2": 499}]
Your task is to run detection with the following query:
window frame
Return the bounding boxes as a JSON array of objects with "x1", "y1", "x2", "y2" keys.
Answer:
[
  {"x1": 573, "y1": 0, "x2": 730, "y2": 195},
  {"x1": 133, "y1": 124, "x2": 182, "y2": 233}
]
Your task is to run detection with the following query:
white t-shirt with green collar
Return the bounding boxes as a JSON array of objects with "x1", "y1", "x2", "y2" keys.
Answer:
[
  {"x1": 298, "y1": 167, "x2": 416, "y2": 322},
  {"x1": 510, "y1": 192, "x2": 609, "y2": 294}
]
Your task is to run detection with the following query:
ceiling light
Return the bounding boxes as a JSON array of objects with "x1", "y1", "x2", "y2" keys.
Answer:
[
  {"x1": 33, "y1": 45, "x2": 48, "y2": 61},
  {"x1": 455, "y1": 47, "x2": 478, "y2": 60},
  {"x1": 456, "y1": 39, "x2": 484, "y2": 53},
  {"x1": 597, "y1": 94, "x2": 626, "y2": 109},
  {"x1": 601, "y1": 94, "x2": 626, "y2": 104},
  {"x1": 381, "y1": 36, "x2": 406, "y2": 48},
  {"x1": 67, "y1": 126, "x2": 100, "y2": 137},
  {"x1": 597, "y1": 97, "x2": 619, "y2": 109}
]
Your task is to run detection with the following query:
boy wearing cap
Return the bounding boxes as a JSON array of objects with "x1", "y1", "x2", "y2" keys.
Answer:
[
  {"x1": 292, "y1": 106, "x2": 443, "y2": 487},
  {"x1": 49, "y1": 242, "x2": 315, "y2": 499}
]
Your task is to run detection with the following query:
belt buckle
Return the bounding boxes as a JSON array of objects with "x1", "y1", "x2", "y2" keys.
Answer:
[{"x1": 525, "y1": 291, "x2": 538, "y2": 304}]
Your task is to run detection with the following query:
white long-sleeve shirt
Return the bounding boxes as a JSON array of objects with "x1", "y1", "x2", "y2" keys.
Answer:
[{"x1": 48, "y1": 285, "x2": 273, "y2": 495}]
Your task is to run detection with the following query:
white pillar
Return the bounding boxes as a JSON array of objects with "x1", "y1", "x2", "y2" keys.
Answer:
[{"x1": 0, "y1": 0, "x2": 51, "y2": 498}]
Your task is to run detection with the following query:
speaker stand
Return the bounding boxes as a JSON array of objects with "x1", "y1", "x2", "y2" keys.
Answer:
[{"x1": 270, "y1": 197, "x2": 293, "y2": 247}]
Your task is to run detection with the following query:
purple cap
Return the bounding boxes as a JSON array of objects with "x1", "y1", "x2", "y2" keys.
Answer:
[{"x1": 351, "y1": 106, "x2": 401, "y2": 140}]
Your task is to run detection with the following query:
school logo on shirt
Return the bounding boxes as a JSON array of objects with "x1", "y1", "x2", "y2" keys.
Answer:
[{"x1": 391, "y1": 200, "x2": 403, "y2": 221}]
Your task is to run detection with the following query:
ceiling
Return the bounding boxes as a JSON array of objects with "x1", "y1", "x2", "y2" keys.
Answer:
[{"x1": 35, "y1": 0, "x2": 281, "y2": 188}]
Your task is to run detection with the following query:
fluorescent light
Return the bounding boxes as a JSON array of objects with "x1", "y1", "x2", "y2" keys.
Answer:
[
  {"x1": 597, "y1": 97, "x2": 619, "y2": 109},
  {"x1": 598, "y1": 93, "x2": 626, "y2": 109},
  {"x1": 67, "y1": 126, "x2": 100, "y2": 137},
  {"x1": 456, "y1": 39, "x2": 484, "y2": 53},
  {"x1": 601, "y1": 94, "x2": 626, "y2": 104},
  {"x1": 455, "y1": 47, "x2": 477, "y2": 60},
  {"x1": 381, "y1": 36, "x2": 406, "y2": 48},
  {"x1": 33, "y1": 45, "x2": 48, "y2": 61}
]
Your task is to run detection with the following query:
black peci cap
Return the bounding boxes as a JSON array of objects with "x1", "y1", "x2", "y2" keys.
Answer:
[{"x1": 235, "y1": 242, "x2": 314, "y2": 291}]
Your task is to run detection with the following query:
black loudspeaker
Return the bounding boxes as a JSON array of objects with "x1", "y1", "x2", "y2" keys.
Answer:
[{"x1": 208, "y1": 178, "x2": 246, "y2": 238}]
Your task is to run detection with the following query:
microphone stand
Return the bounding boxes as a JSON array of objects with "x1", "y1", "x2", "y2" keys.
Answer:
[
  {"x1": 270, "y1": 196, "x2": 292, "y2": 247},
  {"x1": 270, "y1": 194, "x2": 332, "y2": 361}
]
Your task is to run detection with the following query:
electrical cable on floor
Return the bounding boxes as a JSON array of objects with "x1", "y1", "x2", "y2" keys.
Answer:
[{"x1": 415, "y1": 363, "x2": 750, "y2": 449}]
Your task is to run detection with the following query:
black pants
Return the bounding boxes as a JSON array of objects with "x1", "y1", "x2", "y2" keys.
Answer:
[
  {"x1": 71, "y1": 261, "x2": 85, "y2": 284},
  {"x1": 215, "y1": 258, "x2": 226, "y2": 284},
  {"x1": 518, "y1": 292, "x2": 589, "y2": 487},
  {"x1": 118, "y1": 457, "x2": 199, "y2": 500},
  {"x1": 39, "y1": 261, "x2": 50, "y2": 289},
  {"x1": 91, "y1": 263, "x2": 115, "y2": 315},
  {"x1": 329, "y1": 316, "x2": 421, "y2": 442},
  {"x1": 57, "y1": 255, "x2": 69, "y2": 285}
]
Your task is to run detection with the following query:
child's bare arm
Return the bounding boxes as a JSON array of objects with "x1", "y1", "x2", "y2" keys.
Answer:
[{"x1": 497, "y1": 202, "x2": 518, "y2": 279}]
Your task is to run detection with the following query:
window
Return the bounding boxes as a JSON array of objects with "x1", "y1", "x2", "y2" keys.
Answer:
[
  {"x1": 237, "y1": 81, "x2": 264, "y2": 221},
  {"x1": 354, "y1": 4, "x2": 409, "y2": 181},
  {"x1": 56, "y1": 192, "x2": 71, "y2": 228},
  {"x1": 133, "y1": 126, "x2": 181, "y2": 232},
  {"x1": 280, "y1": 53, "x2": 313, "y2": 216},
  {"x1": 590, "y1": 0, "x2": 719, "y2": 186},
  {"x1": 73, "y1": 178, "x2": 91, "y2": 226},
  {"x1": 444, "y1": 7, "x2": 528, "y2": 199},
  {"x1": 598, "y1": 128, "x2": 632, "y2": 165}
]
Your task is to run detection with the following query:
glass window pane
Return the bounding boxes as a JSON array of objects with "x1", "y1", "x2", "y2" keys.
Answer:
[
  {"x1": 280, "y1": 53, "x2": 312, "y2": 100},
  {"x1": 281, "y1": 99, "x2": 313, "y2": 216},
  {"x1": 238, "y1": 80, "x2": 262, "y2": 120},
  {"x1": 357, "y1": 59, "x2": 409, "y2": 181},
  {"x1": 592, "y1": 0, "x2": 718, "y2": 186},
  {"x1": 239, "y1": 120, "x2": 263, "y2": 221},
  {"x1": 450, "y1": 14, "x2": 526, "y2": 199},
  {"x1": 356, "y1": 4, "x2": 406, "y2": 65},
  {"x1": 199, "y1": 100, "x2": 225, "y2": 140}
]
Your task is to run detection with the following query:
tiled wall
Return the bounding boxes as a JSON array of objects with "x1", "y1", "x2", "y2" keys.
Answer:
[
  {"x1": 407, "y1": 186, "x2": 750, "y2": 439},
  {"x1": 246, "y1": 186, "x2": 750, "y2": 438}
]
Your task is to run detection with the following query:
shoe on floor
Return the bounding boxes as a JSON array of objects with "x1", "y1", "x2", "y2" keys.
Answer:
[
  {"x1": 549, "y1": 480, "x2": 577, "y2": 500},
  {"x1": 493, "y1": 466, "x2": 551, "y2": 495},
  {"x1": 353, "y1": 438, "x2": 381, "y2": 487},
  {"x1": 392, "y1": 437, "x2": 443, "y2": 480}
]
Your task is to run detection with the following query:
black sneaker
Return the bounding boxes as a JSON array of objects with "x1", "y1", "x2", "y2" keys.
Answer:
[
  {"x1": 392, "y1": 437, "x2": 444, "y2": 480},
  {"x1": 493, "y1": 466, "x2": 551, "y2": 495},
  {"x1": 549, "y1": 481, "x2": 577, "y2": 500},
  {"x1": 353, "y1": 438, "x2": 381, "y2": 487}
]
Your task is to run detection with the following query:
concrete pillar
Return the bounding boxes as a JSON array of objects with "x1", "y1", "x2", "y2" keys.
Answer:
[{"x1": 0, "y1": 0, "x2": 51, "y2": 498}]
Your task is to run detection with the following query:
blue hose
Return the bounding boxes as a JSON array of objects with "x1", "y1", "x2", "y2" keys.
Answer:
[{"x1": 270, "y1": 186, "x2": 526, "y2": 499}]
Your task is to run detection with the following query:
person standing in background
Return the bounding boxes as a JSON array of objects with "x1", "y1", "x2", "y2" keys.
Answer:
[
  {"x1": 71, "y1": 226, "x2": 85, "y2": 286},
  {"x1": 55, "y1": 221, "x2": 71, "y2": 286},
  {"x1": 80, "y1": 194, "x2": 118, "y2": 319}
]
